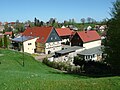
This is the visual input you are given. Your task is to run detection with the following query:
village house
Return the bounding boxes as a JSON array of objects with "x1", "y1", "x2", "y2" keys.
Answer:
[
  {"x1": 4, "y1": 32, "x2": 12, "y2": 37},
  {"x1": 71, "y1": 30, "x2": 102, "y2": 61},
  {"x1": 12, "y1": 36, "x2": 37, "y2": 54},
  {"x1": 55, "y1": 28, "x2": 74, "y2": 45},
  {"x1": 71, "y1": 30, "x2": 101, "y2": 49},
  {"x1": 48, "y1": 30, "x2": 102, "y2": 63},
  {"x1": 0, "y1": 26, "x2": 4, "y2": 32},
  {"x1": 12, "y1": 27, "x2": 62, "y2": 54}
]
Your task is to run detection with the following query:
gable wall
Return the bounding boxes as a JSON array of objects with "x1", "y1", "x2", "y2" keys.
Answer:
[
  {"x1": 46, "y1": 29, "x2": 61, "y2": 43},
  {"x1": 83, "y1": 40, "x2": 101, "y2": 49},
  {"x1": 23, "y1": 38, "x2": 37, "y2": 54}
]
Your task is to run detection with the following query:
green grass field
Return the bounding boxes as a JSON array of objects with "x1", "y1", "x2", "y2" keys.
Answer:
[{"x1": 0, "y1": 49, "x2": 120, "y2": 90}]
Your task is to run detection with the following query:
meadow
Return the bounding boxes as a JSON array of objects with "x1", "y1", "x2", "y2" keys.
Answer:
[{"x1": 0, "y1": 49, "x2": 120, "y2": 90}]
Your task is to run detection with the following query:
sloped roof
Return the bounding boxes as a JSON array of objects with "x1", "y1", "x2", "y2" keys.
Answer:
[
  {"x1": 12, "y1": 36, "x2": 35, "y2": 42},
  {"x1": 23, "y1": 27, "x2": 53, "y2": 43},
  {"x1": 56, "y1": 28, "x2": 73, "y2": 36},
  {"x1": 78, "y1": 46, "x2": 103, "y2": 55},
  {"x1": 4, "y1": 32, "x2": 12, "y2": 35},
  {"x1": 77, "y1": 30, "x2": 101, "y2": 43}
]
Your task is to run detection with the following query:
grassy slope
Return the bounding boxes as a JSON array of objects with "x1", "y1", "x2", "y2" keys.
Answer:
[{"x1": 0, "y1": 49, "x2": 120, "y2": 90}]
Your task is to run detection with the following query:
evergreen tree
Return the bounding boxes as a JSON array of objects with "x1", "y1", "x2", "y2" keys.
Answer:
[
  {"x1": 0, "y1": 38, "x2": 3, "y2": 48},
  {"x1": 34, "y1": 17, "x2": 37, "y2": 26},
  {"x1": 11, "y1": 31, "x2": 15, "y2": 39},
  {"x1": 104, "y1": 0, "x2": 120, "y2": 73},
  {"x1": 4, "y1": 35, "x2": 8, "y2": 48}
]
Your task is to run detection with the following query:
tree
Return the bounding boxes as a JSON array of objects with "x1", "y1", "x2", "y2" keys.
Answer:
[
  {"x1": 0, "y1": 38, "x2": 3, "y2": 47},
  {"x1": 11, "y1": 31, "x2": 15, "y2": 39},
  {"x1": 104, "y1": 0, "x2": 120, "y2": 74},
  {"x1": 87, "y1": 17, "x2": 91, "y2": 23},
  {"x1": 81, "y1": 18, "x2": 85, "y2": 25},
  {"x1": 73, "y1": 56, "x2": 85, "y2": 71},
  {"x1": 34, "y1": 17, "x2": 37, "y2": 26},
  {"x1": 4, "y1": 35, "x2": 8, "y2": 48}
]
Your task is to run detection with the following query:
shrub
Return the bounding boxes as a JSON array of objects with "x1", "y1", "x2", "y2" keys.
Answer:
[{"x1": 84, "y1": 61, "x2": 111, "y2": 75}]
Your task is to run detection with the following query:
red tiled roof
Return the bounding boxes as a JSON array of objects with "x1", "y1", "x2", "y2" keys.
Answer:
[
  {"x1": 4, "y1": 32, "x2": 12, "y2": 35},
  {"x1": 23, "y1": 27, "x2": 53, "y2": 43},
  {"x1": 56, "y1": 28, "x2": 73, "y2": 36},
  {"x1": 10, "y1": 22, "x2": 15, "y2": 24},
  {"x1": 77, "y1": 30, "x2": 101, "y2": 43}
]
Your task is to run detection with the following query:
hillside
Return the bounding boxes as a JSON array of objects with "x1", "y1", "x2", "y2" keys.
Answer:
[{"x1": 0, "y1": 49, "x2": 120, "y2": 90}]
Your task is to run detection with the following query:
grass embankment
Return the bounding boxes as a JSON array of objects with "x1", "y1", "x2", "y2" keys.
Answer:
[{"x1": 0, "y1": 49, "x2": 120, "y2": 90}]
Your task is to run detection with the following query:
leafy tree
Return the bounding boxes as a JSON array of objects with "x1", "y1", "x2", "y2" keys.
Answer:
[
  {"x1": 104, "y1": 0, "x2": 120, "y2": 73},
  {"x1": 73, "y1": 56, "x2": 85, "y2": 71},
  {"x1": 87, "y1": 17, "x2": 91, "y2": 23},
  {"x1": 81, "y1": 18, "x2": 85, "y2": 25}
]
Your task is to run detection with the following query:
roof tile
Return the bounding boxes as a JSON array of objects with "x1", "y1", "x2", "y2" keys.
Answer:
[{"x1": 77, "y1": 30, "x2": 101, "y2": 42}]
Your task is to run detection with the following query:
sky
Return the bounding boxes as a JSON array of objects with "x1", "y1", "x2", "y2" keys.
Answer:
[{"x1": 0, "y1": 0, "x2": 115, "y2": 22}]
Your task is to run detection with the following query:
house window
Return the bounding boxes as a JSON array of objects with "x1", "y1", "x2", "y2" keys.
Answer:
[
  {"x1": 93, "y1": 54, "x2": 95, "y2": 58},
  {"x1": 51, "y1": 37, "x2": 53, "y2": 40},
  {"x1": 55, "y1": 37, "x2": 57, "y2": 40},
  {"x1": 28, "y1": 43, "x2": 32, "y2": 45}
]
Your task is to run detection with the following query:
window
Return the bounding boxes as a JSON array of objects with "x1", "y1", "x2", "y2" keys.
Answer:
[
  {"x1": 93, "y1": 54, "x2": 95, "y2": 58},
  {"x1": 51, "y1": 37, "x2": 53, "y2": 40},
  {"x1": 55, "y1": 37, "x2": 57, "y2": 40},
  {"x1": 28, "y1": 43, "x2": 32, "y2": 45}
]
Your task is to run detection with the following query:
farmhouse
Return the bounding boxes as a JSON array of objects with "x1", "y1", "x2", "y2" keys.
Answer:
[
  {"x1": 12, "y1": 27, "x2": 62, "y2": 54},
  {"x1": 55, "y1": 28, "x2": 74, "y2": 45},
  {"x1": 71, "y1": 30, "x2": 101, "y2": 49},
  {"x1": 71, "y1": 30, "x2": 102, "y2": 61},
  {"x1": 49, "y1": 30, "x2": 103, "y2": 62}
]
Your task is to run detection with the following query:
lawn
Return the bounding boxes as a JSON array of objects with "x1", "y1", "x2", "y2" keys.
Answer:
[{"x1": 0, "y1": 49, "x2": 120, "y2": 90}]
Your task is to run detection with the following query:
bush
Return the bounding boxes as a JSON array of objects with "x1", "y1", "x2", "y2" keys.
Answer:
[{"x1": 84, "y1": 61, "x2": 111, "y2": 75}]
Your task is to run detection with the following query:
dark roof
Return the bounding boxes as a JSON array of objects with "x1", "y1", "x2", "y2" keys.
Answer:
[
  {"x1": 78, "y1": 46, "x2": 103, "y2": 55},
  {"x1": 56, "y1": 46, "x2": 84, "y2": 55},
  {"x1": 23, "y1": 26, "x2": 53, "y2": 43},
  {"x1": 12, "y1": 36, "x2": 35, "y2": 42},
  {"x1": 56, "y1": 49, "x2": 74, "y2": 55},
  {"x1": 77, "y1": 30, "x2": 101, "y2": 43}
]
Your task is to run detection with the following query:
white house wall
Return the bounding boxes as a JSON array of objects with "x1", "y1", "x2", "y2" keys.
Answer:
[
  {"x1": 83, "y1": 40, "x2": 101, "y2": 49},
  {"x1": 61, "y1": 38, "x2": 69, "y2": 43},
  {"x1": 45, "y1": 41, "x2": 62, "y2": 54},
  {"x1": 53, "y1": 52, "x2": 75, "y2": 63},
  {"x1": 23, "y1": 38, "x2": 37, "y2": 54}
]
